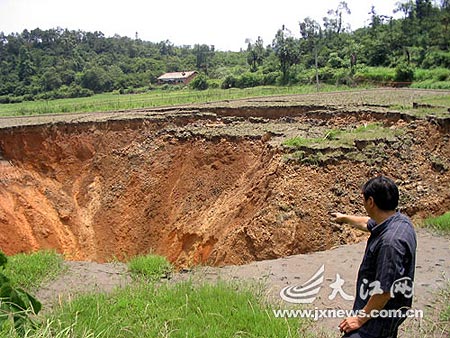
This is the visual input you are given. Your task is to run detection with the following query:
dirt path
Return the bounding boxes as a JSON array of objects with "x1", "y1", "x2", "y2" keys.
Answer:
[{"x1": 36, "y1": 228, "x2": 449, "y2": 336}]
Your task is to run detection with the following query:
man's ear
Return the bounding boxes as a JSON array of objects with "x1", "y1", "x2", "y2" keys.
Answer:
[{"x1": 367, "y1": 196, "x2": 375, "y2": 208}]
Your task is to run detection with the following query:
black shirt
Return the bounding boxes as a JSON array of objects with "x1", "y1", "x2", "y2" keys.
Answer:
[{"x1": 353, "y1": 212, "x2": 417, "y2": 338}]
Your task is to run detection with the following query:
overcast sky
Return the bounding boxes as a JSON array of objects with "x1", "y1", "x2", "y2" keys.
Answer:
[{"x1": 0, "y1": 0, "x2": 402, "y2": 51}]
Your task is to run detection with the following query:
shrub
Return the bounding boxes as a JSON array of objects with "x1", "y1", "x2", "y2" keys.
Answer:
[
  {"x1": 0, "y1": 96, "x2": 11, "y2": 104},
  {"x1": 235, "y1": 72, "x2": 262, "y2": 88},
  {"x1": 262, "y1": 71, "x2": 280, "y2": 85},
  {"x1": 207, "y1": 79, "x2": 221, "y2": 89},
  {"x1": 327, "y1": 52, "x2": 345, "y2": 68},
  {"x1": 189, "y1": 74, "x2": 209, "y2": 90},
  {"x1": 221, "y1": 75, "x2": 238, "y2": 89},
  {"x1": 421, "y1": 50, "x2": 450, "y2": 69},
  {"x1": 414, "y1": 68, "x2": 450, "y2": 82},
  {"x1": 394, "y1": 63, "x2": 415, "y2": 82}
]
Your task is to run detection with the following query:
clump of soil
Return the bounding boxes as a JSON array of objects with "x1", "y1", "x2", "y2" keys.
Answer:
[{"x1": 0, "y1": 90, "x2": 449, "y2": 267}]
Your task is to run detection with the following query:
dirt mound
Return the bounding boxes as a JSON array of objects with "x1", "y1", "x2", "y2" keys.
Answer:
[{"x1": 0, "y1": 91, "x2": 449, "y2": 267}]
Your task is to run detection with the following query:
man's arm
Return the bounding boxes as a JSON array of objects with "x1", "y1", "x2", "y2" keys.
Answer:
[
  {"x1": 331, "y1": 212, "x2": 370, "y2": 232},
  {"x1": 339, "y1": 292, "x2": 391, "y2": 333}
]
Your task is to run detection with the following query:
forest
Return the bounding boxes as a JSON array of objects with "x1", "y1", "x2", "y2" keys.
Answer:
[{"x1": 0, "y1": 0, "x2": 449, "y2": 103}]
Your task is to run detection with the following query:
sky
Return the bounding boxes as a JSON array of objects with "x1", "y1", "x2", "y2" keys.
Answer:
[{"x1": 0, "y1": 0, "x2": 403, "y2": 51}]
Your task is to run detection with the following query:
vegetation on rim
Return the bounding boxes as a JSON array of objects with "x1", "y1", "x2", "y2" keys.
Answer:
[
  {"x1": 127, "y1": 254, "x2": 172, "y2": 281},
  {"x1": 0, "y1": 1, "x2": 449, "y2": 105},
  {"x1": 282, "y1": 123, "x2": 406, "y2": 165}
]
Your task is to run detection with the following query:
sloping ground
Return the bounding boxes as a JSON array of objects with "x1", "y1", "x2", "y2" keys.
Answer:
[{"x1": 0, "y1": 89, "x2": 449, "y2": 267}]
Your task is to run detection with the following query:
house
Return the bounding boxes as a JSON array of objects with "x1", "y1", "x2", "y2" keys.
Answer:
[{"x1": 157, "y1": 71, "x2": 198, "y2": 85}]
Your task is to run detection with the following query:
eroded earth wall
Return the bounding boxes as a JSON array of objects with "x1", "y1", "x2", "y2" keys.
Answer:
[{"x1": 0, "y1": 108, "x2": 449, "y2": 267}]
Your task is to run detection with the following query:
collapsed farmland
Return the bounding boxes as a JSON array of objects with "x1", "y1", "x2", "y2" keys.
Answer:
[{"x1": 0, "y1": 89, "x2": 449, "y2": 267}]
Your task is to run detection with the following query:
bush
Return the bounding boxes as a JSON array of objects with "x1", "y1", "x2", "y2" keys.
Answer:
[
  {"x1": 318, "y1": 67, "x2": 335, "y2": 83},
  {"x1": 221, "y1": 75, "x2": 237, "y2": 89},
  {"x1": 0, "y1": 95, "x2": 11, "y2": 104},
  {"x1": 189, "y1": 74, "x2": 209, "y2": 90},
  {"x1": 421, "y1": 50, "x2": 450, "y2": 69},
  {"x1": 296, "y1": 68, "x2": 316, "y2": 85},
  {"x1": 327, "y1": 52, "x2": 345, "y2": 68},
  {"x1": 414, "y1": 68, "x2": 450, "y2": 82},
  {"x1": 235, "y1": 72, "x2": 262, "y2": 88},
  {"x1": 207, "y1": 79, "x2": 221, "y2": 89},
  {"x1": 394, "y1": 63, "x2": 415, "y2": 82},
  {"x1": 262, "y1": 71, "x2": 280, "y2": 85}
]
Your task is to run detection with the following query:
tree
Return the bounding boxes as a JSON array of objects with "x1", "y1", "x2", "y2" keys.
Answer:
[
  {"x1": 272, "y1": 26, "x2": 300, "y2": 84},
  {"x1": 440, "y1": 0, "x2": 450, "y2": 49},
  {"x1": 299, "y1": 18, "x2": 323, "y2": 89},
  {"x1": 40, "y1": 68, "x2": 62, "y2": 91},
  {"x1": 18, "y1": 46, "x2": 35, "y2": 85},
  {"x1": 323, "y1": 1, "x2": 351, "y2": 36},
  {"x1": 246, "y1": 36, "x2": 265, "y2": 72},
  {"x1": 194, "y1": 44, "x2": 215, "y2": 74},
  {"x1": 80, "y1": 67, "x2": 113, "y2": 93}
]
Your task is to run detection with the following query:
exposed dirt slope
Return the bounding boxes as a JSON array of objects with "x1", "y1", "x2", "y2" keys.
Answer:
[{"x1": 0, "y1": 89, "x2": 449, "y2": 267}]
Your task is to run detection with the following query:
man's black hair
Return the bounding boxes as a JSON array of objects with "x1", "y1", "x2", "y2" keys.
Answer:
[{"x1": 362, "y1": 176, "x2": 399, "y2": 211}]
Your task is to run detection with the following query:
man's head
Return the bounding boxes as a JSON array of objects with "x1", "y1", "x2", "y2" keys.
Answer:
[{"x1": 362, "y1": 176, "x2": 399, "y2": 212}]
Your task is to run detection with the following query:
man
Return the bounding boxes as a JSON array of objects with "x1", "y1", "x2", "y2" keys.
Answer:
[{"x1": 332, "y1": 175, "x2": 417, "y2": 338}]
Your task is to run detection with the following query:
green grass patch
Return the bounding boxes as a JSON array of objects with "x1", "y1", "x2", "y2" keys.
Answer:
[
  {"x1": 411, "y1": 80, "x2": 450, "y2": 90},
  {"x1": 354, "y1": 66, "x2": 395, "y2": 82},
  {"x1": 282, "y1": 123, "x2": 398, "y2": 150},
  {"x1": 422, "y1": 211, "x2": 450, "y2": 233},
  {"x1": 127, "y1": 254, "x2": 172, "y2": 280},
  {"x1": 417, "y1": 94, "x2": 450, "y2": 107},
  {"x1": 0, "y1": 85, "x2": 352, "y2": 117},
  {"x1": 30, "y1": 281, "x2": 301, "y2": 338},
  {"x1": 2, "y1": 250, "x2": 64, "y2": 290},
  {"x1": 414, "y1": 68, "x2": 450, "y2": 82},
  {"x1": 282, "y1": 123, "x2": 399, "y2": 165}
]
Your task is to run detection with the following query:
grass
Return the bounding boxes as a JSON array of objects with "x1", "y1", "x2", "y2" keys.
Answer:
[
  {"x1": 440, "y1": 285, "x2": 450, "y2": 323},
  {"x1": 282, "y1": 123, "x2": 401, "y2": 165},
  {"x1": 411, "y1": 80, "x2": 450, "y2": 90},
  {"x1": 0, "y1": 252, "x2": 304, "y2": 337},
  {"x1": 417, "y1": 94, "x2": 450, "y2": 107},
  {"x1": 282, "y1": 123, "x2": 398, "y2": 149},
  {"x1": 25, "y1": 281, "x2": 301, "y2": 338},
  {"x1": 2, "y1": 250, "x2": 64, "y2": 290},
  {"x1": 400, "y1": 282, "x2": 449, "y2": 337},
  {"x1": 422, "y1": 211, "x2": 450, "y2": 233},
  {"x1": 127, "y1": 254, "x2": 172, "y2": 281},
  {"x1": 354, "y1": 66, "x2": 395, "y2": 82},
  {"x1": 0, "y1": 85, "x2": 351, "y2": 117}
]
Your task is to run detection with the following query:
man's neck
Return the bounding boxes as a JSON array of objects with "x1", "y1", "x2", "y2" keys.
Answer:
[{"x1": 372, "y1": 210, "x2": 396, "y2": 225}]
